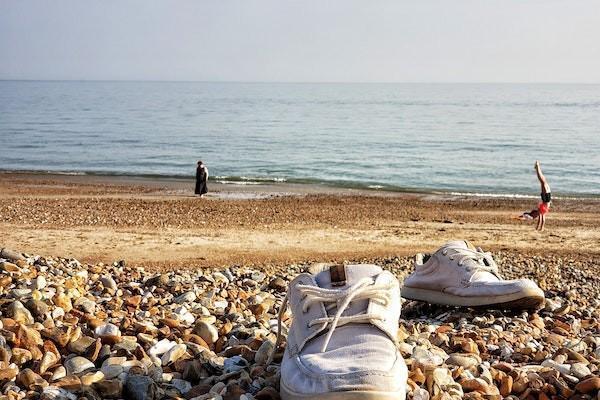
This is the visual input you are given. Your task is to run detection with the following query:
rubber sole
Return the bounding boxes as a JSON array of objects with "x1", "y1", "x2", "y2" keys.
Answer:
[
  {"x1": 401, "y1": 286, "x2": 545, "y2": 310},
  {"x1": 281, "y1": 382, "x2": 406, "y2": 400}
]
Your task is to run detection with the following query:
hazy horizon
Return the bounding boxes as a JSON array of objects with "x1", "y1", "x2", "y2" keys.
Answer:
[
  {"x1": 2, "y1": 0, "x2": 600, "y2": 83},
  {"x1": 3, "y1": 80, "x2": 600, "y2": 84}
]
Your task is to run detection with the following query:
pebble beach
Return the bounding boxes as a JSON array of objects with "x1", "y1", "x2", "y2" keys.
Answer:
[{"x1": 0, "y1": 247, "x2": 599, "y2": 400}]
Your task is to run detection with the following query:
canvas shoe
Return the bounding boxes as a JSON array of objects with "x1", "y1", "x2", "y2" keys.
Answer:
[
  {"x1": 273, "y1": 264, "x2": 407, "y2": 400},
  {"x1": 402, "y1": 240, "x2": 545, "y2": 309}
]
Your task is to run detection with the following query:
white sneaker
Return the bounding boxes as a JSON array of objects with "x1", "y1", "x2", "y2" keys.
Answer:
[
  {"x1": 402, "y1": 240, "x2": 545, "y2": 309},
  {"x1": 274, "y1": 264, "x2": 407, "y2": 400}
]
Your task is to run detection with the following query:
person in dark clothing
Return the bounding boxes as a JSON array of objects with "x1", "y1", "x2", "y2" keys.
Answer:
[{"x1": 195, "y1": 161, "x2": 208, "y2": 197}]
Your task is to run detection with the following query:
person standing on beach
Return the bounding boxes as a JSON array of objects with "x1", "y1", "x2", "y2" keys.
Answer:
[
  {"x1": 519, "y1": 160, "x2": 551, "y2": 231},
  {"x1": 195, "y1": 161, "x2": 208, "y2": 197}
]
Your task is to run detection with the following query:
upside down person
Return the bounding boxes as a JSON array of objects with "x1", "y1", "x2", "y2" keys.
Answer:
[{"x1": 519, "y1": 161, "x2": 551, "y2": 231}]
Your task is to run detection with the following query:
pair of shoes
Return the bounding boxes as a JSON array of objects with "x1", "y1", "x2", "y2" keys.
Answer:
[{"x1": 276, "y1": 240, "x2": 545, "y2": 399}]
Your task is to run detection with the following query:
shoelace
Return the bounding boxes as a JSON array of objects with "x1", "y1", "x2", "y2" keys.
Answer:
[
  {"x1": 441, "y1": 247, "x2": 501, "y2": 278},
  {"x1": 267, "y1": 277, "x2": 392, "y2": 363}
]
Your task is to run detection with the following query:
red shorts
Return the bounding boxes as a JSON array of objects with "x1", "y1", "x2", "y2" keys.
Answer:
[{"x1": 538, "y1": 202, "x2": 549, "y2": 215}]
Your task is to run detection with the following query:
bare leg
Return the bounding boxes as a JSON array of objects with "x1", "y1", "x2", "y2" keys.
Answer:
[{"x1": 535, "y1": 160, "x2": 550, "y2": 194}]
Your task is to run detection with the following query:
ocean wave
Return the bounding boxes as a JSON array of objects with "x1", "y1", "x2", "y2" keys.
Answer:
[
  {"x1": 1, "y1": 168, "x2": 598, "y2": 199},
  {"x1": 446, "y1": 191, "x2": 587, "y2": 200},
  {"x1": 214, "y1": 175, "x2": 287, "y2": 183},
  {"x1": 214, "y1": 180, "x2": 263, "y2": 185},
  {"x1": 447, "y1": 192, "x2": 537, "y2": 199}
]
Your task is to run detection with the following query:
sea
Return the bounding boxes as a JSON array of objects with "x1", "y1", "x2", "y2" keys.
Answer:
[{"x1": 1, "y1": 81, "x2": 599, "y2": 197}]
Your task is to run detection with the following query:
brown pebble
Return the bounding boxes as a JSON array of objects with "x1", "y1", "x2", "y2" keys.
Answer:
[
  {"x1": 500, "y1": 375, "x2": 513, "y2": 396},
  {"x1": 575, "y1": 377, "x2": 600, "y2": 393},
  {"x1": 255, "y1": 386, "x2": 281, "y2": 400}
]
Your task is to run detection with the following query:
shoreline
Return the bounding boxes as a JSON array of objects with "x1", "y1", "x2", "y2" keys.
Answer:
[{"x1": 2, "y1": 169, "x2": 598, "y2": 200}]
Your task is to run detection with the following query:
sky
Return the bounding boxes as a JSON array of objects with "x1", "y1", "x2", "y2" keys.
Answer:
[{"x1": 1, "y1": 0, "x2": 599, "y2": 82}]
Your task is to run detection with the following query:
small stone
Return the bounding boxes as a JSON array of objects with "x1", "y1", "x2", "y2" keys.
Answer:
[
  {"x1": 101, "y1": 364, "x2": 124, "y2": 379},
  {"x1": 193, "y1": 321, "x2": 219, "y2": 345},
  {"x1": 50, "y1": 366, "x2": 67, "y2": 382},
  {"x1": 17, "y1": 368, "x2": 48, "y2": 390},
  {"x1": 0, "y1": 248, "x2": 25, "y2": 261},
  {"x1": 95, "y1": 323, "x2": 121, "y2": 344},
  {"x1": 93, "y1": 379, "x2": 123, "y2": 399},
  {"x1": 8, "y1": 300, "x2": 35, "y2": 325},
  {"x1": 250, "y1": 271, "x2": 266, "y2": 282},
  {"x1": 171, "y1": 378, "x2": 192, "y2": 394},
  {"x1": 100, "y1": 275, "x2": 118, "y2": 291},
  {"x1": 254, "y1": 386, "x2": 281, "y2": 400},
  {"x1": 68, "y1": 335, "x2": 96, "y2": 355},
  {"x1": 570, "y1": 362, "x2": 592, "y2": 379},
  {"x1": 40, "y1": 386, "x2": 77, "y2": 400},
  {"x1": 40, "y1": 351, "x2": 59, "y2": 374},
  {"x1": 544, "y1": 298, "x2": 561, "y2": 312},
  {"x1": 11, "y1": 347, "x2": 33, "y2": 365},
  {"x1": 25, "y1": 299, "x2": 50, "y2": 320},
  {"x1": 0, "y1": 364, "x2": 19, "y2": 380},
  {"x1": 445, "y1": 353, "x2": 480, "y2": 369},
  {"x1": 161, "y1": 343, "x2": 187, "y2": 365},
  {"x1": 413, "y1": 347, "x2": 444, "y2": 367},
  {"x1": 31, "y1": 276, "x2": 47, "y2": 290},
  {"x1": 145, "y1": 274, "x2": 169, "y2": 287},
  {"x1": 64, "y1": 356, "x2": 95, "y2": 375},
  {"x1": 149, "y1": 339, "x2": 175, "y2": 356},
  {"x1": 0, "y1": 260, "x2": 20, "y2": 272},
  {"x1": 53, "y1": 293, "x2": 72, "y2": 312},
  {"x1": 255, "y1": 340, "x2": 274, "y2": 365},
  {"x1": 541, "y1": 359, "x2": 571, "y2": 376},
  {"x1": 175, "y1": 291, "x2": 196, "y2": 303},
  {"x1": 461, "y1": 378, "x2": 499, "y2": 395},
  {"x1": 125, "y1": 295, "x2": 142, "y2": 308},
  {"x1": 268, "y1": 277, "x2": 287, "y2": 291},
  {"x1": 76, "y1": 298, "x2": 96, "y2": 314},
  {"x1": 575, "y1": 377, "x2": 600, "y2": 393},
  {"x1": 125, "y1": 374, "x2": 159, "y2": 400},
  {"x1": 80, "y1": 370, "x2": 104, "y2": 386},
  {"x1": 412, "y1": 388, "x2": 430, "y2": 400},
  {"x1": 499, "y1": 375, "x2": 513, "y2": 396},
  {"x1": 223, "y1": 355, "x2": 248, "y2": 373},
  {"x1": 54, "y1": 375, "x2": 82, "y2": 391}
]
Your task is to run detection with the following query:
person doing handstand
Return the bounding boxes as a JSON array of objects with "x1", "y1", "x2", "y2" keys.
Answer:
[{"x1": 519, "y1": 161, "x2": 551, "y2": 231}]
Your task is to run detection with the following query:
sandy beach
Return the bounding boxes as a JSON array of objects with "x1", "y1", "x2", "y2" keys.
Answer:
[{"x1": 1, "y1": 172, "x2": 599, "y2": 270}]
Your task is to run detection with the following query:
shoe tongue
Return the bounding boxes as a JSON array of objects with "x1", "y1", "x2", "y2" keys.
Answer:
[
  {"x1": 314, "y1": 264, "x2": 382, "y2": 317},
  {"x1": 314, "y1": 264, "x2": 382, "y2": 289}
]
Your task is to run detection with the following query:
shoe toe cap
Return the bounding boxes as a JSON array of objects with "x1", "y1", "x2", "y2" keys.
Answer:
[{"x1": 281, "y1": 326, "x2": 407, "y2": 395}]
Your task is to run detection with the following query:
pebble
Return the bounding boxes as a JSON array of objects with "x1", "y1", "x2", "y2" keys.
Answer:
[
  {"x1": 175, "y1": 290, "x2": 197, "y2": 303},
  {"x1": 161, "y1": 343, "x2": 187, "y2": 365},
  {"x1": 64, "y1": 356, "x2": 95, "y2": 375},
  {"x1": 125, "y1": 374, "x2": 159, "y2": 400},
  {"x1": 8, "y1": 300, "x2": 35, "y2": 325},
  {"x1": 194, "y1": 321, "x2": 219, "y2": 344},
  {"x1": 575, "y1": 377, "x2": 600, "y2": 393}
]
